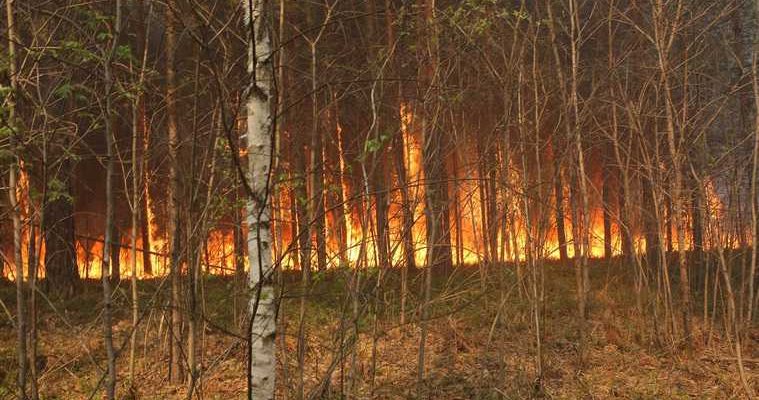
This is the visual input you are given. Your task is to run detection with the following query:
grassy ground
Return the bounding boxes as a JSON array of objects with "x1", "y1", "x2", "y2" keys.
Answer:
[{"x1": 0, "y1": 259, "x2": 756, "y2": 399}]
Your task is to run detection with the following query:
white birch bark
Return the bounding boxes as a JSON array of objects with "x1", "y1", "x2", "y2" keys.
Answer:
[{"x1": 246, "y1": 0, "x2": 276, "y2": 398}]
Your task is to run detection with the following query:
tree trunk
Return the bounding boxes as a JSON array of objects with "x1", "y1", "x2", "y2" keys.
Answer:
[
  {"x1": 5, "y1": 2, "x2": 27, "y2": 397},
  {"x1": 417, "y1": 0, "x2": 448, "y2": 395},
  {"x1": 234, "y1": 185, "x2": 246, "y2": 278},
  {"x1": 165, "y1": 0, "x2": 184, "y2": 381},
  {"x1": 295, "y1": 153, "x2": 312, "y2": 277},
  {"x1": 485, "y1": 150, "x2": 499, "y2": 264},
  {"x1": 129, "y1": 84, "x2": 141, "y2": 386},
  {"x1": 642, "y1": 177, "x2": 661, "y2": 272},
  {"x1": 568, "y1": 0, "x2": 591, "y2": 357},
  {"x1": 332, "y1": 94, "x2": 351, "y2": 268},
  {"x1": 603, "y1": 160, "x2": 614, "y2": 261},
  {"x1": 553, "y1": 146, "x2": 569, "y2": 263},
  {"x1": 139, "y1": 86, "x2": 153, "y2": 276},
  {"x1": 101, "y1": 2, "x2": 122, "y2": 398},
  {"x1": 548, "y1": 0, "x2": 590, "y2": 355},
  {"x1": 420, "y1": 0, "x2": 452, "y2": 271},
  {"x1": 310, "y1": 42, "x2": 327, "y2": 272},
  {"x1": 246, "y1": 1, "x2": 277, "y2": 397},
  {"x1": 110, "y1": 228, "x2": 121, "y2": 285},
  {"x1": 652, "y1": 0, "x2": 692, "y2": 343},
  {"x1": 373, "y1": 155, "x2": 391, "y2": 269},
  {"x1": 748, "y1": 0, "x2": 759, "y2": 324},
  {"x1": 394, "y1": 114, "x2": 417, "y2": 273},
  {"x1": 394, "y1": 129, "x2": 415, "y2": 325},
  {"x1": 129, "y1": 12, "x2": 152, "y2": 373},
  {"x1": 43, "y1": 169, "x2": 79, "y2": 296}
]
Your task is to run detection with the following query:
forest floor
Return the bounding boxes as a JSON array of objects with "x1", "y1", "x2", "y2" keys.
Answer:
[{"x1": 0, "y1": 259, "x2": 757, "y2": 399}]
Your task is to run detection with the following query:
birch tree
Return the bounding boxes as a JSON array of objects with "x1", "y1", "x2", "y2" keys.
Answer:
[{"x1": 246, "y1": 0, "x2": 276, "y2": 398}]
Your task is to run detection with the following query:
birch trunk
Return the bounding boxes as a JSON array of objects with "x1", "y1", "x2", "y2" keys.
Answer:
[{"x1": 246, "y1": 0, "x2": 276, "y2": 398}]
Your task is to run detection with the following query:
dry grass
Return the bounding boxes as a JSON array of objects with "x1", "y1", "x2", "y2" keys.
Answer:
[{"x1": 0, "y1": 261, "x2": 756, "y2": 399}]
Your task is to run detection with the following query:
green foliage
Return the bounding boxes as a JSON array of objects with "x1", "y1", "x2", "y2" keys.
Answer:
[
  {"x1": 79, "y1": 8, "x2": 111, "y2": 31},
  {"x1": 115, "y1": 44, "x2": 133, "y2": 62},
  {"x1": 360, "y1": 132, "x2": 392, "y2": 161},
  {"x1": 363, "y1": 137, "x2": 383, "y2": 154},
  {"x1": 53, "y1": 81, "x2": 92, "y2": 104},
  {"x1": 95, "y1": 31, "x2": 111, "y2": 42},
  {"x1": 0, "y1": 84, "x2": 12, "y2": 131},
  {"x1": 0, "y1": 124, "x2": 12, "y2": 139},
  {"x1": 511, "y1": 8, "x2": 530, "y2": 21},
  {"x1": 47, "y1": 178, "x2": 73, "y2": 204},
  {"x1": 446, "y1": 0, "x2": 533, "y2": 41},
  {"x1": 0, "y1": 84, "x2": 12, "y2": 155},
  {"x1": 310, "y1": 269, "x2": 329, "y2": 284},
  {"x1": 53, "y1": 82, "x2": 74, "y2": 99},
  {"x1": 297, "y1": 194, "x2": 308, "y2": 208},
  {"x1": 57, "y1": 40, "x2": 98, "y2": 64}
]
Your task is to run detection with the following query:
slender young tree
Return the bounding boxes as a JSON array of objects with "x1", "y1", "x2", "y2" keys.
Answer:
[
  {"x1": 419, "y1": 0, "x2": 452, "y2": 273},
  {"x1": 305, "y1": 1, "x2": 336, "y2": 273},
  {"x1": 651, "y1": 0, "x2": 693, "y2": 344},
  {"x1": 100, "y1": 1, "x2": 123, "y2": 398},
  {"x1": 128, "y1": 1, "x2": 151, "y2": 384},
  {"x1": 417, "y1": 0, "x2": 449, "y2": 396},
  {"x1": 546, "y1": 0, "x2": 591, "y2": 356},
  {"x1": 749, "y1": 0, "x2": 759, "y2": 324},
  {"x1": 5, "y1": 0, "x2": 27, "y2": 397},
  {"x1": 246, "y1": 0, "x2": 277, "y2": 398},
  {"x1": 165, "y1": 0, "x2": 184, "y2": 381}
]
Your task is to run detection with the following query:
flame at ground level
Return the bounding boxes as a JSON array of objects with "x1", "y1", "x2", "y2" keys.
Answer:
[
  {"x1": 0, "y1": 185, "x2": 735, "y2": 281},
  {"x1": 1, "y1": 106, "x2": 737, "y2": 280}
]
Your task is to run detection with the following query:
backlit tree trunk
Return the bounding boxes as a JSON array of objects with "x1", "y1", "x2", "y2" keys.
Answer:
[
  {"x1": 417, "y1": 0, "x2": 449, "y2": 395},
  {"x1": 553, "y1": 143, "x2": 569, "y2": 262},
  {"x1": 420, "y1": 0, "x2": 451, "y2": 271},
  {"x1": 603, "y1": 157, "x2": 614, "y2": 261}
]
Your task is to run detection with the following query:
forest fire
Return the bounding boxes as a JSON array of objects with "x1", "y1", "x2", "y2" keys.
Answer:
[
  {"x1": 4, "y1": 219, "x2": 241, "y2": 281},
  {"x1": 4, "y1": 1, "x2": 759, "y2": 399},
  {"x1": 3, "y1": 169, "x2": 245, "y2": 280},
  {"x1": 4, "y1": 196, "x2": 631, "y2": 281},
  {"x1": 3, "y1": 103, "x2": 729, "y2": 281},
  {"x1": 268, "y1": 104, "x2": 648, "y2": 272}
]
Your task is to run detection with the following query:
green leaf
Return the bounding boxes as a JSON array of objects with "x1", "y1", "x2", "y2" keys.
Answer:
[
  {"x1": 47, "y1": 178, "x2": 73, "y2": 203},
  {"x1": 96, "y1": 31, "x2": 112, "y2": 42},
  {"x1": 364, "y1": 138, "x2": 382, "y2": 153},
  {"x1": 115, "y1": 45, "x2": 133, "y2": 61},
  {"x1": 54, "y1": 83, "x2": 74, "y2": 99}
]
